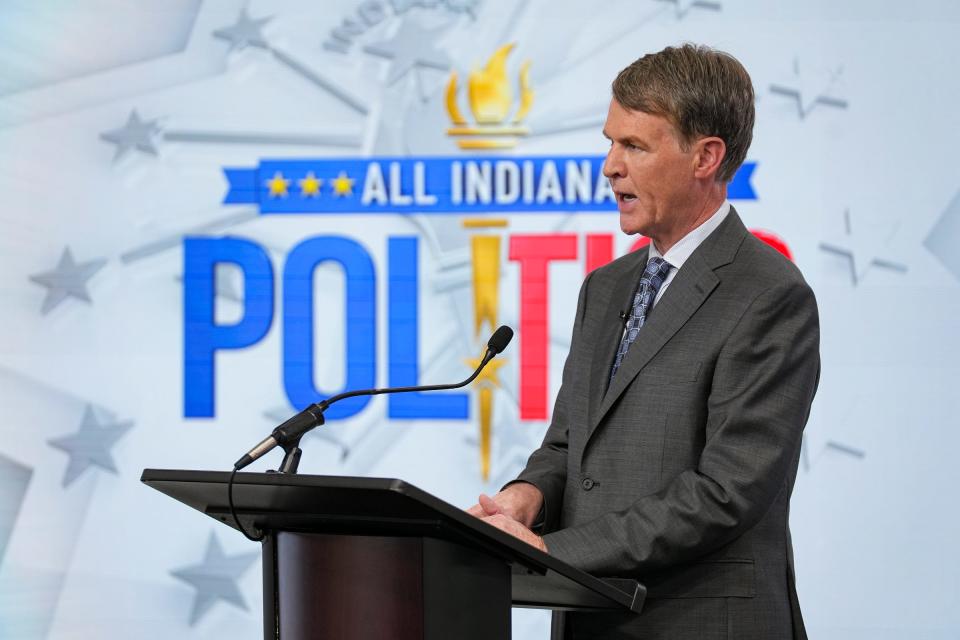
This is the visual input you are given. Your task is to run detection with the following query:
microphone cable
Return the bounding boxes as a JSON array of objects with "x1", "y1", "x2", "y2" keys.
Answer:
[{"x1": 228, "y1": 468, "x2": 264, "y2": 542}]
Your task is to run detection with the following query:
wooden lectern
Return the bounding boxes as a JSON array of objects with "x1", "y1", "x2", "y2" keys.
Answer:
[{"x1": 142, "y1": 469, "x2": 644, "y2": 639}]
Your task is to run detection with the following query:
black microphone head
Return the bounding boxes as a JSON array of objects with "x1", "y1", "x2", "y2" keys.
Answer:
[{"x1": 487, "y1": 325, "x2": 514, "y2": 355}]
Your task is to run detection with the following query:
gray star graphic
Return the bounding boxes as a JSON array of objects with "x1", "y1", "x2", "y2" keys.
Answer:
[
  {"x1": 171, "y1": 533, "x2": 259, "y2": 626},
  {"x1": 819, "y1": 209, "x2": 907, "y2": 285},
  {"x1": 47, "y1": 405, "x2": 133, "y2": 487},
  {"x1": 769, "y1": 59, "x2": 848, "y2": 119},
  {"x1": 29, "y1": 247, "x2": 108, "y2": 315},
  {"x1": 364, "y1": 18, "x2": 451, "y2": 85},
  {"x1": 656, "y1": 0, "x2": 721, "y2": 18},
  {"x1": 99, "y1": 110, "x2": 161, "y2": 161},
  {"x1": 212, "y1": 9, "x2": 271, "y2": 51},
  {"x1": 213, "y1": 9, "x2": 368, "y2": 114}
]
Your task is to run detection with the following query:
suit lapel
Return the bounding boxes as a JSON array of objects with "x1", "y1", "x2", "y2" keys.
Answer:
[
  {"x1": 587, "y1": 246, "x2": 649, "y2": 430},
  {"x1": 584, "y1": 209, "x2": 749, "y2": 445}
]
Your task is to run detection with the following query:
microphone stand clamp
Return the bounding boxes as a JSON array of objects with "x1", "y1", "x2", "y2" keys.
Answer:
[{"x1": 273, "y1": 405, "x2": 325, "y2": 474}]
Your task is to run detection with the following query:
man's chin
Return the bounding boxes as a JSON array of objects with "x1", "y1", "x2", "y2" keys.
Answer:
[{"x1": 618, "y1": 215, "x2": 650, "y2": 237}]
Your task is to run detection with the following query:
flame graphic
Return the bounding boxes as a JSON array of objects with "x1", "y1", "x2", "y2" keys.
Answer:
[
  {"x1": 468, "y1": 43, "x2": 516, "y2": 124},
  {"x1": 445, "y1": 43, "x2": 533, "y2": 149}
]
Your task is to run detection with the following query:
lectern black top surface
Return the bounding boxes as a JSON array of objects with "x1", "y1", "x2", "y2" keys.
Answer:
[{"x1": 141, "y1": 469, "x2": 644, "y2": 613}]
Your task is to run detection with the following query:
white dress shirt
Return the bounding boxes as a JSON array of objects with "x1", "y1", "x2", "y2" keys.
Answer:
[{"x1": 648, "y1": 200, "x2": 730, "y2": 308}]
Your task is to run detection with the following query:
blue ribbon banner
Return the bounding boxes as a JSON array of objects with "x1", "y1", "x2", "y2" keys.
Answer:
[{"x1": 223, "y1": 156, "x2": 757, "y2": 214}]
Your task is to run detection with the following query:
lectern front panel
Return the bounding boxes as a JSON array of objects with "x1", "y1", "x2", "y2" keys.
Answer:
[{"x1": 274, "y1": 532, "x2": 510, "y2": 640}]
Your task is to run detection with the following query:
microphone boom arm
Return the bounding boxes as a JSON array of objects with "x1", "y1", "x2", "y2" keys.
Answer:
[{"x1": 232, "y1": 346, "x2": 502, "y2": 473}]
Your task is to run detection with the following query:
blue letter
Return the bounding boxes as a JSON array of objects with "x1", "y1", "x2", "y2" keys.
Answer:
[
  {"x1": 388, "y1": 237, "x2": 468, "y2": 419},
  {"x1": 283, "y1": 237, "x2": 376, "y2": 420},
  {"x1": 184, "y1": 237, "x2": 274, "y2": 417}
]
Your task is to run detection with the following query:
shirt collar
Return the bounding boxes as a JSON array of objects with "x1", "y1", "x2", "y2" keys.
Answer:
[{"x1": 648, "y1": 200, "x2": 731, "y2": 269}]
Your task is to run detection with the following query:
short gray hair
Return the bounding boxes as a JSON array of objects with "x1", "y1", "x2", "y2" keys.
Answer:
[{"x1": 612, "y1": 44, "x2": 755, "y2": 183}]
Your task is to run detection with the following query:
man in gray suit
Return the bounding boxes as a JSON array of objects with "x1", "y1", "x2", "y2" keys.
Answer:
[{"x1": 468, "y1": 44, "x2": 820, "y2": 639}]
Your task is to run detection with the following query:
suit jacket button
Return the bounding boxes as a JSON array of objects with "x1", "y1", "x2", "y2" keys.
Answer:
[{"x1": 581, "y1": 477, "x2": 594, "y2": 491}]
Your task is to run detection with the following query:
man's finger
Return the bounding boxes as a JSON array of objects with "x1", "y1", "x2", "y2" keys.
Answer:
[{"x1": 478, "y1": 493, "x2": 501, "y2": 516}]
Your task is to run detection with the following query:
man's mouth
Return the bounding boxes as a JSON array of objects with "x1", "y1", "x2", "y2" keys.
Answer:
[{"x1": 616, "y1": 191, "x2": 637, "y2": 203}]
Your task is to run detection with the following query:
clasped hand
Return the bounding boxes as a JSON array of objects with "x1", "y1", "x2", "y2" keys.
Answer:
[{"x1": 465, "y1": 483, "x2": 547, "y2": 553}]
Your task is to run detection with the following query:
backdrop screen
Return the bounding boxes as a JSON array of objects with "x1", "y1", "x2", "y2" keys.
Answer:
[{"x1": 1, "y1": 1, "x2": 958, "y2": 638}]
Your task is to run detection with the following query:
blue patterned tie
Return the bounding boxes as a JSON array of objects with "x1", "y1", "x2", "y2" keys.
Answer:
[{"x1": 609, "y1": 257, "x2": 673, "y2": 383}]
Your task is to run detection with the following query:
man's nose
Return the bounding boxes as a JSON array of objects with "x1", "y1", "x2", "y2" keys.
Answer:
[{"x1": 603, "y1": 146, "x2": 623, "y2": 179}]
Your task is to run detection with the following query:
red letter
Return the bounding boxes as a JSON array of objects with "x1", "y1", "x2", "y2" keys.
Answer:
[
  {"x1": 585, "y1": 233, "x2": 614, "y2": 274},
  {"x1": 509, "y1": 235, "x2": 578, "y2": 420}
]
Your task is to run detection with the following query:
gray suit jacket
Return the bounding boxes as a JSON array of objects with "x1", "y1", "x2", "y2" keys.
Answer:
[{"x1": 515, "y1": 209, "x2": 820, "y2": 640}]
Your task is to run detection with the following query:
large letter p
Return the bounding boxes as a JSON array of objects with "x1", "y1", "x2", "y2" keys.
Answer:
[{"x1": 183, "y1": 237, "x2": 274, "y2": 418}]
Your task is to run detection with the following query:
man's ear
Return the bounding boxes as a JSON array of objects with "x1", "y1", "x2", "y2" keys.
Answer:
[{"x1": 692, "y1": 136, "x2": 726, "y2": 180}]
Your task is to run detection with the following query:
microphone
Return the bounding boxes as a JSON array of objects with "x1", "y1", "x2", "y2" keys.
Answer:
[
  {"x1": 487, "y1": 324, "x2": 513, "y2": 355},
  {"x1": 233, "y1": 325, "x2": 514, "y2": 471}
]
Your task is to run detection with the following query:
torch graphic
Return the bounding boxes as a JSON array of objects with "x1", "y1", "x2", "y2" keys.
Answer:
[{"x1": 464, "y1": 218, "x2": 508, "y2": 481}]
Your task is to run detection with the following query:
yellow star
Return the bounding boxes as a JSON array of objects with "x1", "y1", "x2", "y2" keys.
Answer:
[
  {"x1": 466, "y1": 357, "x2": 507, "y2": 387},
  {"x1": 298, "y1": 171, "x2": 323, "y2": 198},
  {"x1": 266, "y1": 171, "x2": 291, "y2": 198},
  {"x1": 330, "y1": 171, "x2": 355, "y2": 197}
]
